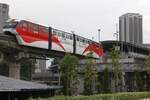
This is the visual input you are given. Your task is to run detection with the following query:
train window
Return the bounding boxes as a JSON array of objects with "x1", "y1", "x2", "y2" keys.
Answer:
[
  {"x1": 68, "y1": 34, "x2": 71, "y2": 39},
  {"x1": 39, "y1": 26, "x2": 43, "y2": 33},
  {"x1": 85, "y1": 40, "x2": 87, "y2": 44},
  {"x1": 65, "y1": 34, "x2": 68, "y2": 39},
  {"x1": 82, "y1": 39, "x2": 85, "y2": 43},
  {"x1": 76, "y1": 37, "x2": 79, "y2": 41},
  {"x1": 58, "y1": 32, "x2": 62, "y2": 37},
  {"x1": 42, "y1": 27, "x2": 48, "y2": 33},
  {"x1": 22, "y1": 22, "x2": 28, "y2": 31},
  {"x1": 45, "y1": 27, "x2": 49, "y2": 33},
  {"x1": 4, "y1": 21, "x2": 18, "y2": 28},
  {"x1": 53, "y1": 30, "x2": 57, "y2": 35},
  {"x1": 62, "y1": 32, "x2": 65, "y2": 38},
  {"x1": 70, "y1": 35, "x2": 73, "y2": 40},
  {"x1": 83, "y1": 39, "x2": 85, "y2": 43},
  {"x1": 39, "y1": 26, "x2": 48, "y2": 33},
  {"x1": 88, "y1": 40, "x2": 91, "y2": 44},
  {"x1": 29, "y1": 23, "x2": 34, "y2": 32},
  {"x1": 79, "y1": 38, "x2": 81, "y2": 42},
  {"x1": 80, "y1": 38, "x2": 83, "y2": 43},
  {"x1": 66, "y1": 34, "x2": 71, "y2": 40},
  {"x1": 33, "y1": 25, "x2": 38, "y2": 34},
  {"x1": 23, "y1": 22, "x2": 27, "y2": 28},
  {"x1": 56, "y1": 31, "x2": 59, "y2": 36}
]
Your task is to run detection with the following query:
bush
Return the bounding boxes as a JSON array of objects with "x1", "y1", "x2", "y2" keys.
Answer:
[{"x1": 29, "y1": 92, "x2": 150, "y2": 100}]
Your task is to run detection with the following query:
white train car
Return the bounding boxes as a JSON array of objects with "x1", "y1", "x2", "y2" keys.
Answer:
[
  {"x1": 51, "y1": 28, "x2": 73, "y2": 53},
  {"x1": 75, "y1": 35, "x2": 103, "y2": 58}
]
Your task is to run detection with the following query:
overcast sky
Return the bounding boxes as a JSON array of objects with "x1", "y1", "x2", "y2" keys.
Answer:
[{"x1": 1, "y1": 0, "x2": 150, "y2": 43}]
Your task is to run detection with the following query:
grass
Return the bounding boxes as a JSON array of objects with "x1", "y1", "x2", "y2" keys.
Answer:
[{"x1": 29, "y1": 92, "x2": 150, "y2": 100}]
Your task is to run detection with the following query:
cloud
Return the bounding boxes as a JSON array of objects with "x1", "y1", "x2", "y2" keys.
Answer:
[{"x1": 137, "y1": 0, "x2": 150, "y2": 7}]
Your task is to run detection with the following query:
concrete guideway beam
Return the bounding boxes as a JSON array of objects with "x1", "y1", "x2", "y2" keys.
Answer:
[{"x1": 0, "y1": 51, "x2": 30, "y2": 79}]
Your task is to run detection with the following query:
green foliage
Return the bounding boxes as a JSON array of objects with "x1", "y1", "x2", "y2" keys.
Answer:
[
  {"x1": 29, "y1": 92, "x2": 150, "y2": 100},
  {"x1": 59, "y1": 54, "x2": 79, "y2": 96},
  {"x1": 144, "y1": 55, "x2": 150, "y2": 73},
  {"x1": 102, "y1": 67, "x2": 110, "y2": 93},
  {"x1": 109, "y1": 47, "x2": 121, "y2": 92},
  {"x1": 0, "y1": 63, "x2": 9, "y2": 76},
  {"x1": 83, "y1": 51, "x2": 98, "y2": 95},
  {"x1": 20, "y1": 60, "x2": 32, "y2": 81},
  {"x1": 96, "y1": 73, "x2": 103, "y2": 93},
  {"x1": 133, "y1": 71, "x2": 144, "y2": 91}
]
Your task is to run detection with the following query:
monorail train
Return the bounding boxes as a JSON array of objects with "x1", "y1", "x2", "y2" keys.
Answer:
[{"x1": 3, "y1": 19, "x2": 103, "y2": 58}]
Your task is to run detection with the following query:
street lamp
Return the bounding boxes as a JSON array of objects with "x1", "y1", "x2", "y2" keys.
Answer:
[
  {"x1": 98, "y1": 29, "x2": 101, "y2": 43},
  {"x1": 98, "y1": 29, "x2": 101, "y2": 62},
  {"x1": 114, "y1": 23, "x2": 119, "y2": 41}
]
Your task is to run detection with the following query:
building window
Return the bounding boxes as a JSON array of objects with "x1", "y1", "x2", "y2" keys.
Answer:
[
  {"x1": 2, "y1": 11, "x2": 6, "y2": 14},
  {"x1": 2, "y1": 4, "x2": 7, "y2": 9}
]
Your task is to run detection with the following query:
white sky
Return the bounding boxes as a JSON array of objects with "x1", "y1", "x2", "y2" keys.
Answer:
[{"x1": 1, "y1": 0, "x2": 150, "y2": 43}]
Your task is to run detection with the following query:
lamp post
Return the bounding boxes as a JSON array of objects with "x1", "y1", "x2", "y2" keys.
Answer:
[
  {"x1": 114, "y1": 23, "x2": 119, "y2": 41},
  {"x1": 98, "y1": 29, "x2": 101, "y2": 61},
  {"x1": 98, "y1": 29, "x2": 101, "y2": 43},
  {"x1": 114, "y1": 23, "x2": 119, "y2": 51}
]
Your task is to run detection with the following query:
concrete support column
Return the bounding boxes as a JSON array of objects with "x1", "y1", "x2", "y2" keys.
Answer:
[
  {"x1": 0, "y1": 51, "x2": 4, "y2": 63},
  {"x1": 9, "y1": 62, "x2": 20, "y2": 79}
]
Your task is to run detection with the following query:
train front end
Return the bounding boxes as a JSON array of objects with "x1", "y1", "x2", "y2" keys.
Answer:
[{"x1": 3, "y1": 19, "x2": 19, "y2": 35}]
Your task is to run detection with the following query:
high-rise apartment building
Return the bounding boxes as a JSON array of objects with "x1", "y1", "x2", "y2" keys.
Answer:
[
  {"x1": 0, "y1": 3, "x2": 9, "y2": 33},
  {"x1": 119, "y1": 13, "x2": 143, "y2": 44}
]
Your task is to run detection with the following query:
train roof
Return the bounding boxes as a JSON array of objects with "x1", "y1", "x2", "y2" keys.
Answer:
[
  {"x1": 8, "y1": 18, "x2": 101, "y2": 45},
  {"x1": 52, "y1": 28, "x2": 99, "y2": 43}
]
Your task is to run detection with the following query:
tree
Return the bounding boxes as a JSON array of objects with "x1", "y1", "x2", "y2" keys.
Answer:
[
  {"x1": 20, "y1": 59, "x2": 32, "y2": 81},
  {"x1": 0, "y1": 63, "x2": 9, "y2": 76},
  {"x1": 59, "y1": 54, "x2": 79, "y2": 96},
  {"x1": 144, "y1": 55, "x2": 150, "y2": 91},
  {"x1": 133, "y1": 70, "x2": 143, "y2": 91},
  {"x1": 83, "y1": 51, "x2": 98, "y2": 95},
  {"x1": 109, "y1": 47, "x2": 121, "y2": 92},
  {"x1": 144, "y1": 55, "x2": 150, "y2": 73},
  {"x1": 102, "y1": 67, "x2": 110, "y2": 93}
]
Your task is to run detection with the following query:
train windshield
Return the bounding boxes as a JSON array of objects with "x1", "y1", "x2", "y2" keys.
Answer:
[{"x1": 3, "y1": 21, "x2": 18, "y2": 28}]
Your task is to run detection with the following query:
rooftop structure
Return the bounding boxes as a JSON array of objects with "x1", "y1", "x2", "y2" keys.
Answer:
[{"x1": 0, "y1": 75, "x2": 60, "y2": 99}]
